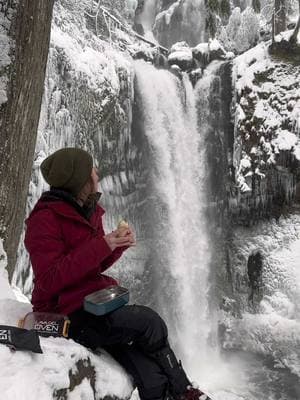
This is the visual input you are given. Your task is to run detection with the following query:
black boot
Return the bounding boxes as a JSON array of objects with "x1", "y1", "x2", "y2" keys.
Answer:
[
  {"x1": 178, "y1": 386, "x2": 208, "y2": 400},
  {"x1": 150, "y1": 345, "x2": 190, "y2": 398}
]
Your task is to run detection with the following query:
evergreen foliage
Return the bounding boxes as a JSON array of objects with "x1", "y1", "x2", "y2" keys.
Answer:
[
  {"x1": 220, "y1": 0, "x2": 231, "y2": 17},
  {"x1": 205, "y1": 0, "x2": 232, "y2": 38},
  {"x1": 219, "y1": 6, "x2": 260, "y2": 53},
  {"x1": 205, "y1": 0, "x2": 219, "y2": 38},
  {"x1": 252, "y1": 0, "x2": 261, "y2": 13},
  {"x1": 206, "y1": 11, "x2": 218, "y2": 38},
  {"x1": 207, "y1": 0, "x2": 220, "y2": 12}
]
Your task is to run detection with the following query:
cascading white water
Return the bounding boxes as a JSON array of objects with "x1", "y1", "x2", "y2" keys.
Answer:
[
  {"x1": 134, "y1": 60, "x2": 212, "y2": 375},
  {"x1": 137, "y1": 0, "x2": 157, "y2": 42}
]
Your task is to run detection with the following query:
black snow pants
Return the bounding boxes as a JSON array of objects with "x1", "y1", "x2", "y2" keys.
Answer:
[{"x1": 68, "y1": 305, "x2": 190, "y2": 400}]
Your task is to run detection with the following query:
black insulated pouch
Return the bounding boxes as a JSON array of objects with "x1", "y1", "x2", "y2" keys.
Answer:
[{"x1": 0, "y1": 325, "x2": 43, "y2": 353}]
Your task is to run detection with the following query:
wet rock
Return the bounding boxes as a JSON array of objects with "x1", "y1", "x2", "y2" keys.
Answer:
[
  {"x1": 189, "y1": 68, "x2": 202, "y2": 86},
  {"x1": 132, "y1": 22, "x2": 144, "y2": 35},
  {"x1": 247, "y1": 250, "x2": 263, "y2": 304},
  {"x1": 154, "y1": 53, "x2": 169, "y2": 68},
  {"x1": 54, "y1": 359, "x2": 97, "y2": 400},
  {"x1": 169, "y1": 64, "x2": 183, "y2": 79}
]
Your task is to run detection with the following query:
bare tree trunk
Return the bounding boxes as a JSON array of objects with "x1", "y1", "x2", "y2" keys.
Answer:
[
  {"x1": 289, "y1": 0, "x2": 300, "y2": 44},
  {"x1": 0, "y1": 0, "x2": 54, "y2": 280},
  {"x1": 272, "y1": 13, "x2": 275, "y2": 44},
  {"x1": 274, "y1": 0, "x2": 286, "y2": 35}
]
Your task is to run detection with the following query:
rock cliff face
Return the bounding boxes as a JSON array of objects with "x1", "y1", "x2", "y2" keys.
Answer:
[
  {"x1": 229, "y1": 41, "x2": 300, "y2": 225},
  {"x1": 197, "y1": 39, "x2": 300, "y2": 231},
  {"x1": 0, "y1": 0, "x2": 54, "y2": 280}
]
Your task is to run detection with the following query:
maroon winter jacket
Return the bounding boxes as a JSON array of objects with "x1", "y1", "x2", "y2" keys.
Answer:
[{"x1": 25, "y1": 192, "x2": 126, "y2": 315}]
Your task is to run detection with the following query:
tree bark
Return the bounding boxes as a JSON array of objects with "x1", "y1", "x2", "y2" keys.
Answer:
[
  {"x1": 289, "y1": 0, "x2": 300, "y2": 44},
  {"x1": 0, "y1": 0, "x2": 54, "y2": 280},
  {"x1": 274, "y1": 0, "x2": 286, "y2": 35}
]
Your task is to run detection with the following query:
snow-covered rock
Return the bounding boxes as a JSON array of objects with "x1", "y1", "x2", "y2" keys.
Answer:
[
  {"x1": 168, "y1": 41, "x2": 194, "y2": 70},
  {"x1": 193, "y1": 40, "x2": 227, "y2": 67},
  {"x1": 167, "y1": 39, "x2": 229, "y2": 72},
  {"x1": 130, "y1": 42, "x2": 167, "y2": 67},
  {"x1": 231, "y1": 38, "x2": 300, "y2": 221},
  {"x1": 189, "y1": 68, "x2": 202, "y2": 87},
  {"x1": 1, "y1": 240, "x2": 133, "y2": 400}
]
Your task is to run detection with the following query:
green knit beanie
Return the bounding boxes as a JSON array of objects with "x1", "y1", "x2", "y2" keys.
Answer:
[{"x1": 41, "y1": 148, "x2": 93, "y2": 196}]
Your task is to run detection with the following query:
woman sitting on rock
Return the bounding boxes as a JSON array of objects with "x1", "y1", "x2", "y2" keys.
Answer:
[{"x1": 25, "y1": 147, "x2": 206, "y2": 400}]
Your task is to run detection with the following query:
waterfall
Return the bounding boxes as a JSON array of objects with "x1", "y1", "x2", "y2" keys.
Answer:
[
  {"x1": 137, "y1": 0, "x2": 158, "y2": 42},
  {"x1": 133, "y1": 60, "x2": 211, "y2": 376}
]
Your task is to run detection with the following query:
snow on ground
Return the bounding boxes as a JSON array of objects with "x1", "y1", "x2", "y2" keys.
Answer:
[
  {"x1": 232, "y1": 42, "x2": 270, "y2": 94},
  {"x1": 1, "y1": 241, "x2": 132, "y2": 400},
  {"x1": 0, "y1": 242, "x2": 15, "y2": 301},
  {"x1": 232, "y1": 36, "x2": 300, "y2": 192},
  {"x1": 222, "y1": 215, "x2": 300, "y2": 378}
]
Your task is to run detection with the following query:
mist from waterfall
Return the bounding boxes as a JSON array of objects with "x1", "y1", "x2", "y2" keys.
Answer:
[{"x1": 133, "y1": 60, "x2": 212, "y2": 375}]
